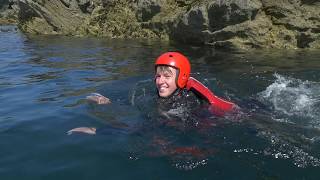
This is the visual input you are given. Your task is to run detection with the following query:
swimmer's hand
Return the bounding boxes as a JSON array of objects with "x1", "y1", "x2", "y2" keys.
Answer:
[
  {"x1": 67, "y1": 127, "x2": 97, "y2": 135},
  {"x1": 86, "y1": 93, "x2": 111, "y2": 104}
]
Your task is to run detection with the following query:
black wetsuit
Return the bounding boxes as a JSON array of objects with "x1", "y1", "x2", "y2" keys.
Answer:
[
  {"x1": 95, "y1": 88, "x2": 208, "y2": 134},
  {"x1": 155, "y1": 89, "x2": 208, "y2": 130}
]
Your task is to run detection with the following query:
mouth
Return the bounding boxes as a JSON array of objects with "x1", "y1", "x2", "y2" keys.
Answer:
[{"x1": 158, "y1": 86, "x2": 168, "y2": 92}]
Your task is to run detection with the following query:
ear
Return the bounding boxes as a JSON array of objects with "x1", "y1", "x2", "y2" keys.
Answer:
[
  {"x1": 154, "y1": 74, "x2": 157, "y2": 82},
  {"x1": 175, "y1": 68, "x2": 180, "y2": 87}
]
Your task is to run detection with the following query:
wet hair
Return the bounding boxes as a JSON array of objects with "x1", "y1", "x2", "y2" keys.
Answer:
[{"x1": 156, "y1": 65, "x2": 176, "y2": 75}]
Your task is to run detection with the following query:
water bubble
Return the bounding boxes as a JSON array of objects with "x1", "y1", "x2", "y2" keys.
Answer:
[
  {"x1": 259, "y1": 131, "x2": 320, "y2": 168},
  {"x1": 172, "y1": 158, "x2": 208, "y2": 171}
]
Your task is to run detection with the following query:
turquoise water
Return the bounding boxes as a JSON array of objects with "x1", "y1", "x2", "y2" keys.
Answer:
[{"x1": 1, "y1": 25, "x2": 320, "y2": 179}]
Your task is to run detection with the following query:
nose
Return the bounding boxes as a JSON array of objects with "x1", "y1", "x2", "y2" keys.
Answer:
[{"x1": 156, "y1": 75, "x2": 165, "y2": 84}]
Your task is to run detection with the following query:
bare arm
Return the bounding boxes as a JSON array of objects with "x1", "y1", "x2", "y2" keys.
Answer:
[
  {"x1": 67, "y1": 127, "x2": 97, "y2": 135},
  {"x1": 86, "y1": 93, "x2": 111, "y2": 104},
  {"x1": 67, "y1": 93, "x2": 111, "y2": 135}
]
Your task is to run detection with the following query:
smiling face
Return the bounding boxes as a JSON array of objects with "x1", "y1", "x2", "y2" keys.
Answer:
[{"x1": 155, "y1": 66, "x2": 178, "y2": 98}]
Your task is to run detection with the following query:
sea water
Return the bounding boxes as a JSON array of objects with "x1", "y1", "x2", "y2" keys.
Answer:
[{"x1": 1, "y1": 25, "x2": 320, "y2": 179}]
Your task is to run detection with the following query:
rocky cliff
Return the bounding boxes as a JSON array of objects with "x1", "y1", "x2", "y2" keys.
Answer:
[
  {"x1": 10, "y1": 0, "x2": 320, "y2": 49},
  {"x1": 0, "y1": 0, "x2": 17, "y2": 24}
]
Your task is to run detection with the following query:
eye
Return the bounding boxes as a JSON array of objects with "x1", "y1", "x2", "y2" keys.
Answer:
[{"x1": 164, "y1": 73, "x2": 173, "y2": 79}]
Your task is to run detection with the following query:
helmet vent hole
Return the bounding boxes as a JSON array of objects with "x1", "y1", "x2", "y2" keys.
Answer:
[{"x1": 169, "y1": 54, "x2": 173, "y2": 57}]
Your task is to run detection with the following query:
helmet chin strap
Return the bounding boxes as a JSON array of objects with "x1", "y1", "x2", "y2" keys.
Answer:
[{"x1": 186, "y1": 77, "x2": 237, "y2": 116}]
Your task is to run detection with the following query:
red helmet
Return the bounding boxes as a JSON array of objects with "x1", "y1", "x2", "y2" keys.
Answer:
[{"x1": 155, "y1": 52, "x2": 191, "y2": 88}]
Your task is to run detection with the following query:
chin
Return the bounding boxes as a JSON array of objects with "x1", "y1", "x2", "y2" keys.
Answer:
[
  {"x1": 158, "y1": 91, "x2": 171, "y2": 98},
  {"x1": 159, "y1": 93, "x2": 168, "y2": 98}
]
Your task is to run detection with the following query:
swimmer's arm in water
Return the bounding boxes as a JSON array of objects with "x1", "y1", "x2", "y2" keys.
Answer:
[
  {"x1": 67, "y1": 94, "x2": 115, "y2": 135},
  {"x1": 67, "y1": 127, "x2": 97, "y2": 135},
  {"x1": 86, "y1": 93, "x2": 111, "y2": 104},
  {"x1": 67, "y1": 125, "x2": 129, "y2": 135}
]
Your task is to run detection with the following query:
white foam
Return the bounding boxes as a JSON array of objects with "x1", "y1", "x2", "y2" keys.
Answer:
[{"x1": 258, "y1": 73, "x2": 320, "y2": 126}]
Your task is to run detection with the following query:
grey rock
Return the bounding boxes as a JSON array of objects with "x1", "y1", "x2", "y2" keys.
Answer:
[
  {"x1": 207, "y1": 0, "x2": 262, "y2": 31},
  {"x1": 172, "y1": 0, "x2": 263, "y2": 47},
  {"x1": 134, "y1": 0, "x2": 164, "y2": 22},
  {"x1": 0, "y1": 0, "x2": 17, "y2": 24},
  {"x1": 0, "y1": 0, "x2": 8, "y2": 10},
  {"x1": 172, "y1": 5, "x2": 209, "y2": 44},
  {"x1": 16, "y1": 0, "x2": 87, "y2": 34}
]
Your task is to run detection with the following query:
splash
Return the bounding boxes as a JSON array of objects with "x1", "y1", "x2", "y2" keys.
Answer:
[
  {"x1": 253, "y1": 74, "x2": 320, "y2": 168},
  {"x1": 258, "y1": 73, "x2": 320, "y2": 126},
  {"x1": 130, "y1": 79, "x2": 154, "y2": 106}
]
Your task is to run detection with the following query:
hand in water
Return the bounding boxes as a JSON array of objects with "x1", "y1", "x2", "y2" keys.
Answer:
[
  {"x1": 67, "y1": 127, "x2": 97, "y2": 135},
  {"x1": 86, "y1": 93, "x2": 111, "y2": 104}
]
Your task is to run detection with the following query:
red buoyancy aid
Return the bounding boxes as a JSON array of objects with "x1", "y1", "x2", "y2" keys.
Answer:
[{"x1": 186, "y1": 77, "x2": 236, "y2": 116}]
